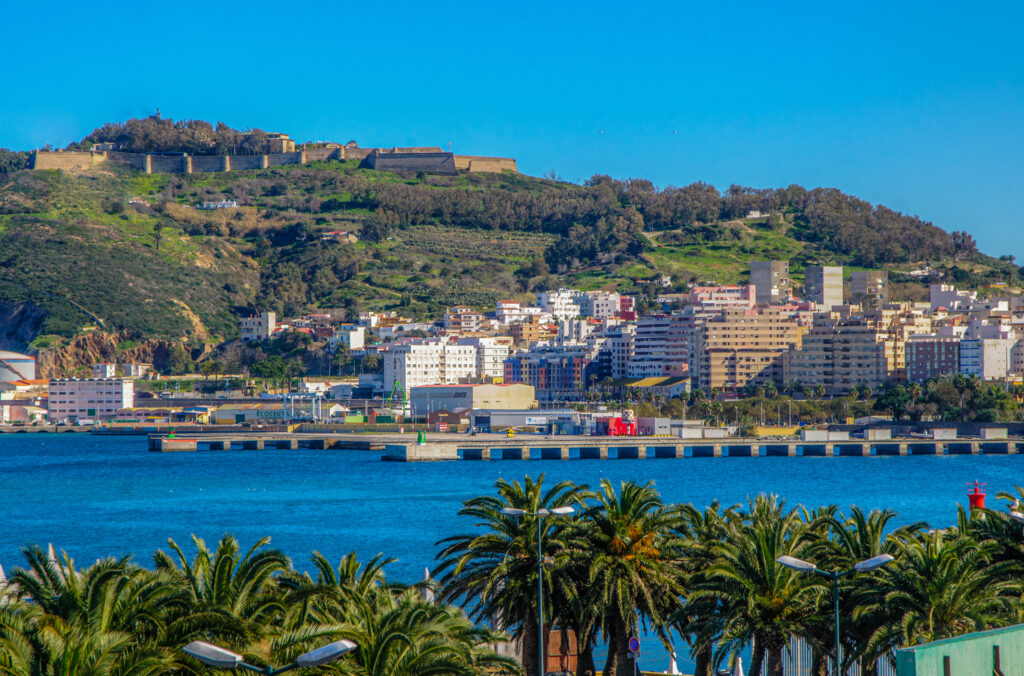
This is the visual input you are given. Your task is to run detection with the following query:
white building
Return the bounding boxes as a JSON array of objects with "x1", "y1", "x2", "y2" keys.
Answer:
[
  {"x1": 329, "y1": 325, "x2": 366, "y2": 352},
  {"x1": 495, "y1": 300, "x2": 551, "y2": 325},
  {"x1": 48, "y1": 379, "x2": 134, "y2": 421},
  {"x1": 575, "y1": 291, "x2": 620, "y2": 319},
  {"x1": 556, "y1": 319, "x2": 595, "y2": 346},
  {"x1": 930, "y1": 284, "x2": 977, "y2": 311},
  {"x1": 383, "y1": 340, "x2": 478, "y2": 395},
  {"x1": 92, "y1": 363, "x2": 117, "y2": 378},
  {"x1": 537, "y1": 288, "x2": 582, "y2": 320},
  {"x1": 457, "y1": 336, "x2": 511, "y2": 380},
  {"x1": 240, "y1": 312, "x2": 276, "y2": 342},
  {"x1": 960, "y1": 338, "x2": 1016, "y2": 380}
]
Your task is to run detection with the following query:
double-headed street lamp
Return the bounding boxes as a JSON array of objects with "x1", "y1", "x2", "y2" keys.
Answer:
[
  {"x1": 502, "y1": 505, "x2": 576, "y2": 676},
  {"x1": 183, "y1": 639, "x2": 357, "y2": 674},
  {"x1": 776, "y1": 554, "x2": 894, "y2": 676}
]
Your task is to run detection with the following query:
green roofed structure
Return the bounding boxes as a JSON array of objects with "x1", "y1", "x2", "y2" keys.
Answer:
[{"x1": 896, "y1": 623, "x2": 1024, "y2": 676}]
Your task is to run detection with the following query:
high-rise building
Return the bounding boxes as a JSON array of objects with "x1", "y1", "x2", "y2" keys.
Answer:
[
  {"x1": 749, "y1": 261, "x2": 791, "y2": 305},
  {"x1": 804, "y1": 265, "x2": 844, "y2": 308},
  {"x1": 457, "y1": 336, "x2": 512, "y2": 380},
  {"x1": 851, "y1": 270, "x2": 889, "y2": 305},
  {"x1": 694, "y1": 308, "x2": 804, "y2": 390},
  {"x1": 906, "y1": 335, "x2": 961, "y2": 382}
]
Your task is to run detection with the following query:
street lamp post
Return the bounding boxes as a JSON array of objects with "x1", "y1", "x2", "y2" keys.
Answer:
[
  {"x1": 776, "y1": 554, "x2": 894, "y2": 675},
  {"x1": 502, "y1": 505, "x2": 576, "y2": 676},
  {"x1": 183, "y1": 639, "x2": 357, "y2": 675}
]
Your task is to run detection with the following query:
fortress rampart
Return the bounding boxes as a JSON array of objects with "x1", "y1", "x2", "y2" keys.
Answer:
[{"x1": 31, "y1": 146, "x2": 516, "y2": 175}]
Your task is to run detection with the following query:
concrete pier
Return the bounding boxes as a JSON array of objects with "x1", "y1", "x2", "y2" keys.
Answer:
[{"x1": 147, "y1": 431, "x2": 1023, "y2": 461}]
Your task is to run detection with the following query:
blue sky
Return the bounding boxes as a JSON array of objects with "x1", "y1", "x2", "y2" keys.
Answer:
[{"x1": 3, "y1": 1, "x2": 1022, "y2": 260}]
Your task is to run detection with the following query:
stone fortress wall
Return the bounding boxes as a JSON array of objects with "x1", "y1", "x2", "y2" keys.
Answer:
[{"x1": 31, "y1": 145, "x2": 516, "y2": 175}]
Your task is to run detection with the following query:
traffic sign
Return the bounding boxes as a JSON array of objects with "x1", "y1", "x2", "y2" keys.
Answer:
[{"x1": 628, "y1": 636, "x2": 640, "y2": 653}]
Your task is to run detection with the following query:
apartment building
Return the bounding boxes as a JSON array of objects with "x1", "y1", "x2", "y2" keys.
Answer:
[
  {"x1": 688, "y1": 285, "x2": 756, "y2": 311},
  {"x1": 443, "y1": 306, "x2": 484, "y2": 333},
  {"x1": 804, "y1": 266, "x2": 844, "y2": 309},
  {"x1": 457, "y1": 336, "x2": 512, "y2": 380},
  {"x1": 851, "y1": 270, "x2": 889, "y2": 305},
  {"x1": 575, "y1": 291, "x2": 621, "y2": 319},
  {"x1": 906, "y1": 335, "x2": 962, "y2": 382},
  {"x1": 749, "y1": 261, "x2": 791, "y2": 305},
  {"x1": 495, "y1": 300, "x2": 551, "y2": 325},
  {"x1": 329, "y1": 325, "x2": 366, "y2": 352},
  {"x1": 695, "y1": 308, "x2": 804, "y2": 390},
  {"x1": 48, "y1": 378, "x2": 135, "y2": 421},
  {"x1": 786, "y1": 315, "x2": 909, "y2": 395},
  {"x1": 240, "y1": 312, "x2": 277, "y2": 342},
  {"x1": 509, "y1": 318, "x2": 556, "y2": 346},
  {"x1": 382, "y1": 340, "x2": 478, "y2": 395},
  {"x1": 537, "y1": 288, "x2": 582, "y2": 320},
  {"x1": 628, "y1": 312, "x2": 698, "y2": 379},
  {"x1": 960, "y1": 338, "x2": 1016, "y2": 380},
  {"x1": 92, "y1": 363, "x2": 117, "y2": 378}
]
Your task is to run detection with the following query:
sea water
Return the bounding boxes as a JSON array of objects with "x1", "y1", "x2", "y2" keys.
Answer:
[{"x1": 1, "y1": 433, "x2": 1020, "y2": 670}]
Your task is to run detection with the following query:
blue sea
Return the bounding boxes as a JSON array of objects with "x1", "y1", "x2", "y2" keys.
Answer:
[{"x1": 1, "y1": 433, "x2": 1021, "y2": 670}]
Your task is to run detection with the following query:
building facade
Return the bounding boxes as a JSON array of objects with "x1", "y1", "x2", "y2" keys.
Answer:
[
  {"x1": 48, "y1": 378, "x2": 135, "y2": 421},
  {"x1": 749, "y1": 261, "x2": 791, "y2": 305},
  {"x1": 409, "y1": 383, "x2": 537, "y2": 416},
  {"x1": 804, "y1": 265, "x2": 844, "y2": 309},
  {"x1": 852, "y1": 270, "x2": 889, "y2": 305},
  {"x1": 695, "y1": 308, "x2": 804, "y2": 390},
  {"x1": 240, "y1": 312, "x2": 277, "y2": 342}
]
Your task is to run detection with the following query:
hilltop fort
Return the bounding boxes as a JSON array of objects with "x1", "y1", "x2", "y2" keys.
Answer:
[{"x1": 31, "y1": 135, "x2": 518, "y2": 175}]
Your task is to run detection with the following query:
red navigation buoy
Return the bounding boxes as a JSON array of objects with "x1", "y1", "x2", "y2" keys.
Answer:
[{"x1": 967, "y1": 480, "x2": 987, "y2": 511}]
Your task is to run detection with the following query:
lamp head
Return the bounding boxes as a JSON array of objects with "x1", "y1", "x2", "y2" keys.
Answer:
[
  {"x1": 776, "y1": 555, "x2": 817, "y2": 573},
  {"x1": 183, "y1": 641, "x2": 243, "y2": 669},
  {"x1": 296, "y1": 639, "x2": 358, "y2": 668},
  {"x1": 1009, "y1": 510, "x2": 1024, "y2": 523},
  {"x1": 501, "y1": 507, "x2": 526, "y2": 516},
  {"x1": 854, "y1": 553, "x2": 895, "y2": 572},
  {"x1": 549, "y1": 506, "x2": 575, "y2": 515}
]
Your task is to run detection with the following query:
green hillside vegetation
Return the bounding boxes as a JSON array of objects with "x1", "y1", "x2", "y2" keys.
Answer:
[{"x1": 1, "y1": 120, "x2": 1022, "y2": 347}]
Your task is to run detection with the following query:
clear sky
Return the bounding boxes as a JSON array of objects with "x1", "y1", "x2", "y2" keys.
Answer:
[{"x1": 3, "y1": 0, "x2": 1022, "y2": 260}]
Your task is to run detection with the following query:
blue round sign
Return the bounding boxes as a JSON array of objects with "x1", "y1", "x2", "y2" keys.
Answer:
[{"x1": 628, "y1": 637, "x2": 640, "y2": 653}]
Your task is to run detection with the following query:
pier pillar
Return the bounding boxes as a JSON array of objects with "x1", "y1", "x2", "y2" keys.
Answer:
[
  {"x1": 309, "y1": 439, "x2": 328, "y2": 450},
  {"x1": 243, "y1": 439, "x2": 264, "y2": 450},
  {"x1": 277, "y1": 439, "x2": 298, "y2": 450},
  {"x1": 787, "y1": 444, "x2": 798, "y2": 457},
  {"x1": 713, "y1": 446, "x2": 723, "y2": 457},
  {"x1": 825, "y1": 443, "x2": 835, "y2": 457},
  {"x1": 971, "y1": 441, "x2": 981, "y2": 455},
  {"x1": 209, "y1": 441, "x2": 227, "y2": 451},
  {"x1": 559, "y1": 446, "x2": 570, "y2": 460},
  {"x1": 154, "y1": 438, "x2": 197, "y2": 452},
  {"x1": 898, "y1": 443, "x2": 908, "y2": 456}
]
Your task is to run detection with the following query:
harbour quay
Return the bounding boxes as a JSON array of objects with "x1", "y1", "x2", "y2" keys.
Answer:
[{"x1": 385, "y1": 432, "x2": 1023, "y2": 460}]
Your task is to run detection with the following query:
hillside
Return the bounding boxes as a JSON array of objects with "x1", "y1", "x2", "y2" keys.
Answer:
[{"x1": 0, "y1": 146, "x2": 1020, "y2": 354}]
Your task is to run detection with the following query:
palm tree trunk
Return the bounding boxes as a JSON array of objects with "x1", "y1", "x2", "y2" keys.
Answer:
[
  {"x1": 523, "y1": 612, "x2": 540, "y2": 676},
  {"x1": 575, "y1": 623, "x2": 596, "y2": 676},
  {"x1": 748, "y1": 635, "x2": 765, "y2": 676},
  {"x1": 694, "y1": 644, "x2": 713, "y2": 676},
  {"x1": 766, "y1": 641, "x2": 785, "y2": 676},
  {"x1": 603, "y1": 613, "x2": 633, "y2": 676}
]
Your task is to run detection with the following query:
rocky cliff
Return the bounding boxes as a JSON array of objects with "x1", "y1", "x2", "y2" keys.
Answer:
[{"x1": 35, "y1": 332, "x2": 175, "y2": 378}]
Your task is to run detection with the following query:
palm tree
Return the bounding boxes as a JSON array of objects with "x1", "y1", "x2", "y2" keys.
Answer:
[
  {"x1": 435, "y1": 475, "x2": 589, "y2": 676},
  {"x1": 584, "y1": 480, "x2": 684, "y2": 676},
  {"x1": 153, "y1": 534, "x2": 290, "y2": 643},
  {"x1": 340, "y1": 587, "x2": 519, "y2": 676},
  {"x1": 692, "y1": 495, "x2": 820, "y2": 676},
  {"x1": 671, "y1": 501, "x2": 740, "y2": 676},
  {"x1": 854, "y1": 530, "x2": 1018, "y2": 669},
  {"x1": 4, "y1": 547, "x2": 181, "y2": 675}
]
